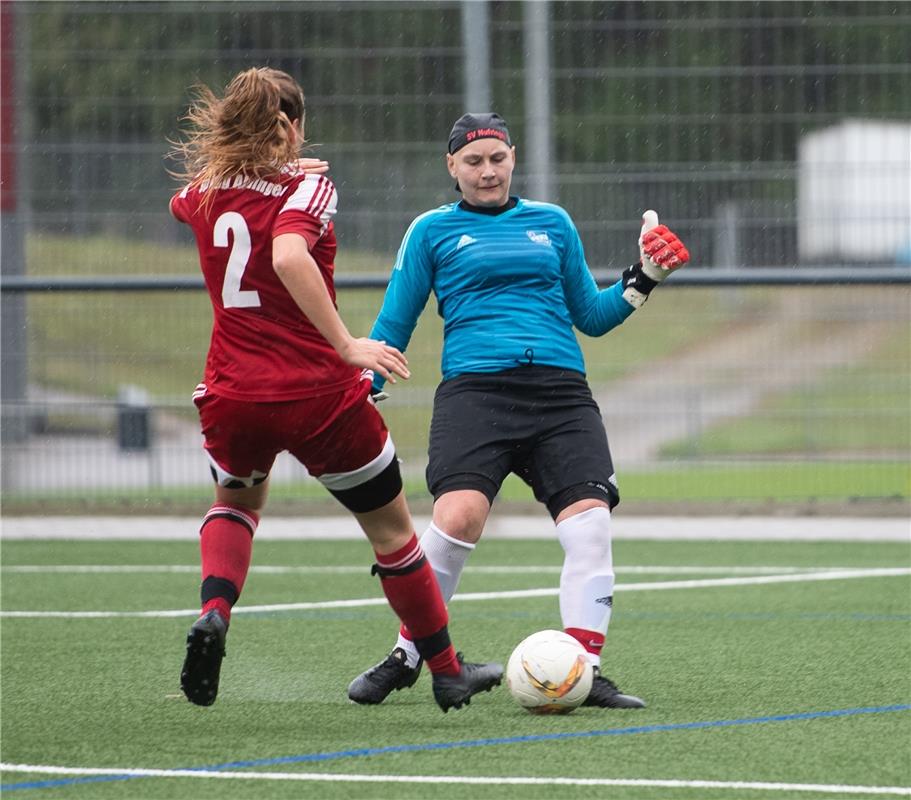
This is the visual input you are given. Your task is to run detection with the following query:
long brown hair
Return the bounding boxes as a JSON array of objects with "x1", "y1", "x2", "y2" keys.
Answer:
[{"x1": 169, "y1": 67, "x2": 305, "y2": 207}]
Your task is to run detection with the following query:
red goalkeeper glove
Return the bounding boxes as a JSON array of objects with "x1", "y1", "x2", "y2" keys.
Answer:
[
  {"x1": 622, "y1": 210, "x2": 690, "y2": 308},
  {"x1": 639, "y1": 210, "x2": 689, "y2": 280}
]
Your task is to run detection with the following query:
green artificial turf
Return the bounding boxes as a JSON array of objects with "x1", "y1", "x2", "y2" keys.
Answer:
[{"x1": 2, "y1": 538, "x2": 909, "y2": 799}]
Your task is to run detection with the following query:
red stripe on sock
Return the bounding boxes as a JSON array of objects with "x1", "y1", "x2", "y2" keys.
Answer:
[
  {"x1": 202, "y1": 597, "x2": 232, "y2": 622},
  {"x1": 565, "y1": 627, "x2": 605, "y2": 656},
  {"x1": 426, "y1": 646, "x2": 460, "y2": 675}
]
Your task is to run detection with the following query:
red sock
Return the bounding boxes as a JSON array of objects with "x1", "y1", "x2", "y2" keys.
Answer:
[
  {"x1": 202, "y1": 596, "x2": 233, "y2": 621},
  {"x1": 199, "y1": 504, "x2": 259, "y2": 623},
  {"x1": 375, "y1": 535, "x2": 460, "y2": 675},
  {"x1": 565, "y1": 627, "x2": 604, "y2": 658}
]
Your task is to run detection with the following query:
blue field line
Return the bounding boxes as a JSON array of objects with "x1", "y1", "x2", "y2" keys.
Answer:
[{"x1": 3, "y1": 704, "x2": 909, "y2": 793}]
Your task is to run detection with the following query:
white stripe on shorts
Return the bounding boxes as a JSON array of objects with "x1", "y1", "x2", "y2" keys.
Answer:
[{"x1": 316, "y1": 433, "x2": 396, "y2": 491}]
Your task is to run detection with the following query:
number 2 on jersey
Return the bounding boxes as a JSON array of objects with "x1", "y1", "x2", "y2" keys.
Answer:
[{"x1": 214, "y1": 211, "x2": 261, "y2": 308}]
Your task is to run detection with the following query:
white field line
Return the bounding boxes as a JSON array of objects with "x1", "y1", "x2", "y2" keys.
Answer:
[
  {"x1": 2, "y1": 764, "x2": 909, "y2": 795},
  {"x1": 0, "y1": 564, "x2": 860, "y2": 575},
  {"x1": 1, "y1": 568, "x2": 908, "y2": 620}
]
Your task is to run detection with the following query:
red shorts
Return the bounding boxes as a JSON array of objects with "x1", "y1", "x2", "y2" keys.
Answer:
[{"x1": 194, "y1": 379, "x2": 393, "y2": 488}]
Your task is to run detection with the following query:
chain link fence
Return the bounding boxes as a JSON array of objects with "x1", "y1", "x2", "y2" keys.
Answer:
[{"x1": 2, "y1": 1, "x2": 909, "y2": 510}]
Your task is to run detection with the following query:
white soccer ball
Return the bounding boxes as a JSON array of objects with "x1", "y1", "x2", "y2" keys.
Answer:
[{"x1": 506, "y1": 629, "x2": 594, "y2": 714}]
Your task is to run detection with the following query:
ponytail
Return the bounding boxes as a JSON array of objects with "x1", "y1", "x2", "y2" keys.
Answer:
[{"x1": 169, "y1": 68, "x2": 306, "y2": 209}]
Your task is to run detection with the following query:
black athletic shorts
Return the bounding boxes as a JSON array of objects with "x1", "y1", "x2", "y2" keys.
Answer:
[{"x1": 426, "y1": 365, "x2": 619, "y2": 518}]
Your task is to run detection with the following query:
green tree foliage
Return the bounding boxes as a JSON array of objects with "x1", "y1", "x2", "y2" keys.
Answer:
[
  {"x1": 28, "y1": 1, "x2": 909, "y2": 157},
  {"x1": 18, "y1": 0, "x2": 911, "y2": 259}
]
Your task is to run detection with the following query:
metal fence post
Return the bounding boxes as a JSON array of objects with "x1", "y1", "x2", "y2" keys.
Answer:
[
  {"x1": 523, "y1": 0, "x2": 553, "y2": 203},
  {"x1": 462, "y1": 0, "x2": 491, "y2": 111}
]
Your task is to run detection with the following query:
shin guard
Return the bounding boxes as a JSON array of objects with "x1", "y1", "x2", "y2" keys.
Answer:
[
  {"x1": 373, "y1": 535, "x2": 459, "y2": 674},
  {"x1": 556, "y1": 506, "x2": 615, "y2": 662}
]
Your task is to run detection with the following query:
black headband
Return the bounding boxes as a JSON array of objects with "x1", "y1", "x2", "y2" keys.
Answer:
[{"x1": 448, "y1": 112, "x2": 511, "y2": 154}]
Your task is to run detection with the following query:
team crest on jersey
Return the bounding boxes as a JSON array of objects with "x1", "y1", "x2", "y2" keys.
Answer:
[{"x1": 527, "y1": 230, "x2": 551, "y2": 246}]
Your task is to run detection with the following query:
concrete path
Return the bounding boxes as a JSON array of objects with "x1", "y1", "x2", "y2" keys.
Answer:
[
  {"x1": 598, "y1": 291, "x2": 898, "y2": 462},
  {"x1": 2, "y1": 515, "x2": 907, "y2": 541}
]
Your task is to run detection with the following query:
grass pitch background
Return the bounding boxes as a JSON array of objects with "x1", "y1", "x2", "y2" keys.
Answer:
[
  {"x1": 2, "y1": 537, "x2": 909, "y2": 798},
  {"x1": 11, "y1": 233, "x2": 908, "y2": 516}
]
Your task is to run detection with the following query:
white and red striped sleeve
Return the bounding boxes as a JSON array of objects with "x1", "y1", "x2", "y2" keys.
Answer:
[
  {"x1": 273, "y1": 174, "x2": 338, "y2": 247},
  {"x1": 169, "y1": 184, "x2": 193, "y2": 223}
]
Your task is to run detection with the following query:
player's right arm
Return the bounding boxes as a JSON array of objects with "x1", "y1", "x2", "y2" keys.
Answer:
[
  {"x1": 369, "y1": 214, "x2": 437, "y2": 391},
  {"x1": 273, "y1": 233, "x2": 410, "y2": 385}
]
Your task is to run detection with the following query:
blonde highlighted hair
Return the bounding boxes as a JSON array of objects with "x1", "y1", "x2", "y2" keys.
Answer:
[{"x1": 169, "y1": 67, "x2": 305, "y2": 207}]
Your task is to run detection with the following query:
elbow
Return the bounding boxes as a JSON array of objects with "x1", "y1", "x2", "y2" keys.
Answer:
[
  {"x1": 575, "y1": 314, "x2": 624, "y2": 337},
  {"x1": 272, "y1": 234, "x2": 310, "y2": 280},
  {"x1": 574, "y1": 316, "x2": 603, "y2": 337},
  {"x1": 272, "y1": 254, "x2": 296, "y2": 281}
]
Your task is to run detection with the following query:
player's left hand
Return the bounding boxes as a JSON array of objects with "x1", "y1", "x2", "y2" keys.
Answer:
[
  {"x1": 295, "y1": 157, "x2": 330, "y2": 175},
  {"x1": 638, "y1": 210, "x2": 690, "y2": 282}
]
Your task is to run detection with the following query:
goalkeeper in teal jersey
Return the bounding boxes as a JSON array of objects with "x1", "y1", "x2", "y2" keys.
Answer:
[
  {"x1": 349, "y1": 113, "x2": 690, "y2": 710},
  {"x1": 370, "y1": 176, "x2": 635, "y2": 381}
]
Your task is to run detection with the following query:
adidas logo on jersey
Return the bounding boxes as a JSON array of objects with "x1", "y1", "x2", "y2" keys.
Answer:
[
  {"x1": 456, "y1": 234, "x2": 477, "y2": 250},
  {"x1": 527, "y1": 230, "x2": 551, "y2": 246}
]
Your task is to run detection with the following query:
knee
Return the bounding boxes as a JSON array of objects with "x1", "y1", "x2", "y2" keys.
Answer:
[
  {"x1": 554, "y1": 498, "x2": 610, "y2": 525},
  {"x1": 214, "y1": 487, "x2": 268, "y2": 516},
  {"x1": 434, "y1": 515, "x2": 483, "y2": 544},
  {"x1": 432, "y1": 491, "x2": 489, "y2": 543},
  {"x1": 556, "y1": 505, "x2": 613, "y2": 563},
  {"x1": 547, "y1": 481, "x2": 617, "y2": 521}
]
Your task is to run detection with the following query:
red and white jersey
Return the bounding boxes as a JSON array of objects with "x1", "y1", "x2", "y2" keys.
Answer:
[{"x1": 171, "y1": 167, "x2": 361, "y2": 401}]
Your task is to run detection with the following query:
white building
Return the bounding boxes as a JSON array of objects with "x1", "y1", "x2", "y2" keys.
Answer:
[{"x1": 797, "y1": 120, "x2": 911, "y2": 263}]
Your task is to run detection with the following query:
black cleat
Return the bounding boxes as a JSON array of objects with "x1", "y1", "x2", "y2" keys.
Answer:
[
  {"x1": 431, "y1": 654, "x2": 503, "y2": 713},
  {"x1": 347, "y1": 647, "x2": 422, "y2": 705},
  {"x1": 582, "y1": 667, "x2": 646, "y2": 708},
  {"x1": 180, "y1": 610, "x2": 228, "y2": 707}
]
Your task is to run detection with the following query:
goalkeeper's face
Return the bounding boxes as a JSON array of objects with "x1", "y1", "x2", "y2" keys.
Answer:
[{"x1": 447, "y1": 140, "x2": 516, "y2": 207}]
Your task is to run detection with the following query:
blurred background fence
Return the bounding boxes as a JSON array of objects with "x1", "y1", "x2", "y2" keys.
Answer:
[{"x1": 1, "y1": 0, "x2": 909, "y2": 513}]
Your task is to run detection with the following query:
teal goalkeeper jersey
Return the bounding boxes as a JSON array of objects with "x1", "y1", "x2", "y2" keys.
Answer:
[{"x1": 370, "y1": 198, "x2": 635, "y2": 388}]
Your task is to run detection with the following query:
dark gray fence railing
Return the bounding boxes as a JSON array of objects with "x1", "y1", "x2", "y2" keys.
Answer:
[{"x1": 3, "y1": 268, "x2": 910, "y2": 294}]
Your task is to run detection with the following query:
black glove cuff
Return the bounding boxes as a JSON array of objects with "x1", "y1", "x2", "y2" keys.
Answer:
[{"x1": 621, "y1": 261, "x2": 659, "y2": 297}]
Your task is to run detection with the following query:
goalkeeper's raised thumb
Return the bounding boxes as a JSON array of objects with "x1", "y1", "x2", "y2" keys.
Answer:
[
  {"x1": 640, "y1": 210, "x2": 659, "y2": 242},
  {"x1": 638, "y1": 209, "x2": 671, "y2": 284}
]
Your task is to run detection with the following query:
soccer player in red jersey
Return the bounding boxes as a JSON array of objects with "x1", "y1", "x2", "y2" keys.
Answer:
[{"x1": 169, "y1": 68, "x2": 501, "y2": 710}]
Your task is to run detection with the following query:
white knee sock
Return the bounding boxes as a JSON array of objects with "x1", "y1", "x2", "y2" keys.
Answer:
[
  {"x1": 555, "y1": 506, "x2": 615, "y2": 667},
  {"x1": 395, "y1": 522, "x2": 475, "y2": 666}
]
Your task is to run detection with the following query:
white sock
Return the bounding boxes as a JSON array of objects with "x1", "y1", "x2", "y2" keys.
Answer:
[
  {"x1": 394, "y1": 522, "x2": 475, "y2": 667},
  {"x1": 555, "y1": 506, "x2": 615, "y2": 669}
]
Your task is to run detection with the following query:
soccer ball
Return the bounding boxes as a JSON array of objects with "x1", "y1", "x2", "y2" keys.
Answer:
[{"x1": 506, "y1": 629, "x2": 593, "y2": 714}]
